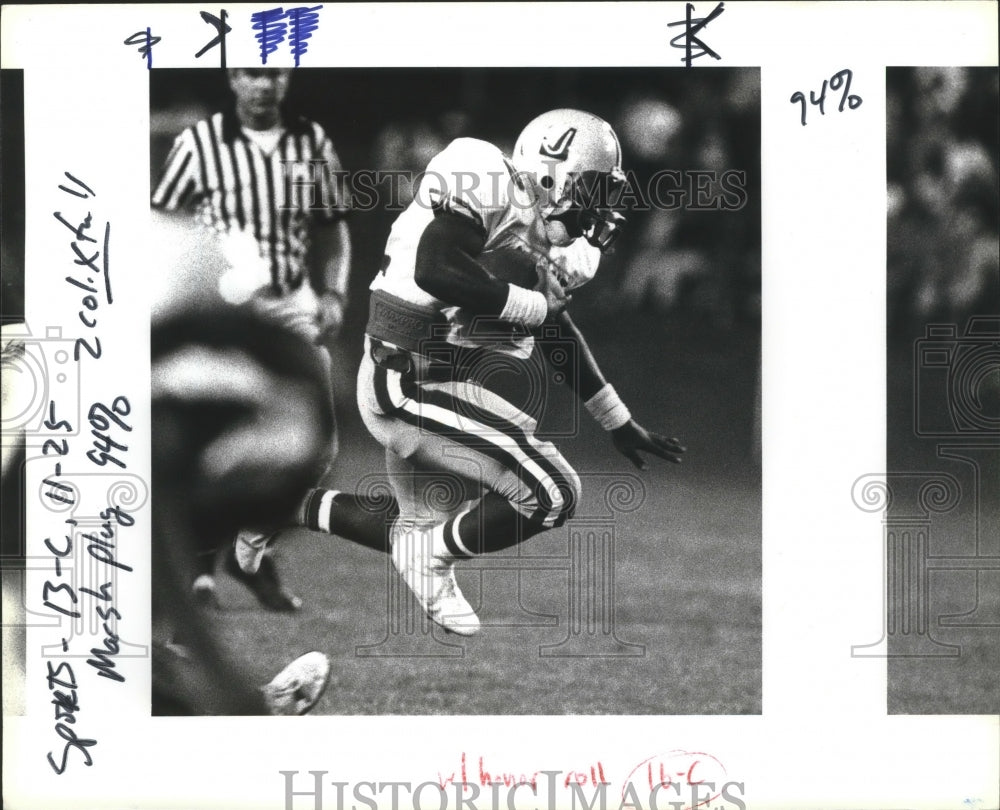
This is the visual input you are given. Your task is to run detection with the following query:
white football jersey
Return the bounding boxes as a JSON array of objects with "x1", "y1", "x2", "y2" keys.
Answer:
[{"x1": 371, "y1": 137, "x2": 600, "y2": 357}]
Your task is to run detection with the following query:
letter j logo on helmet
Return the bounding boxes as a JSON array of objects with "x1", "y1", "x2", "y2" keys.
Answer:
[{"x1": 539, "y1": 127, "x2": 578, "y2": 160}]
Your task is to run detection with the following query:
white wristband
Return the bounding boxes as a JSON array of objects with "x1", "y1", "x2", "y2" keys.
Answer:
[
  {"x1": 585, "y1": 383, "x2": 632, "y2": 431},
  {"x1": 500, "y1": 284, "x2": 547, "y2": 328}
]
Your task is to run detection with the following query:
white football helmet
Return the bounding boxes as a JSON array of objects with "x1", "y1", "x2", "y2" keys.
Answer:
[{"x1": 511, "y1": 109, "x2": 627, "y2": 251}]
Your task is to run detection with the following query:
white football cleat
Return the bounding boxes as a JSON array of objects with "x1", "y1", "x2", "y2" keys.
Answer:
[
  {"x1": 391, "y1": 528, "x2": 480, "y2": 636},
  {"x1": 234, "y1": 529, "x2": 271, "y2": 575},
  {"x1": 261, "y1": 651, "x2": 331, "y2": 715}
]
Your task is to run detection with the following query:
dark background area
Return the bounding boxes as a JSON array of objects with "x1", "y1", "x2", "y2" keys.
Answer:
[
  {"x1": 886, "y1": 67, "x2": 999, "y2": 714},
  {"x1": 150, "y1": 68, "x2": 761, "y2": 714},
  {"x1": 1, "y1": 68, "x2": 26, "y2": 716},
  {"x1": 150, "y1": 67, "x2": 761, "y2": 352},
  {"x1": 1, "y1": 69, "x2": 26, "y2": 562},
  {"x1": 1, "y1": 69, "x2": 25, "y2": 326}
]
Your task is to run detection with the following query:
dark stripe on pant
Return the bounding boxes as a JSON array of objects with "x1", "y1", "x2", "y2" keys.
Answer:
[
  {"x1": 373, "y1": 368, "x2": 550, "y2": 525},
  {"x1": 409, "y1": 380, "x2": 575, "y2": 524},
  {"x1": 372, "y1": 363, "x2": 400, "y2": 416}
]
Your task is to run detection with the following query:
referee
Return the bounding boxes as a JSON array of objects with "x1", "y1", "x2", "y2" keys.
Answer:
[{"x1": 152, "y1": 68, "x2": 351, "y2": 611}]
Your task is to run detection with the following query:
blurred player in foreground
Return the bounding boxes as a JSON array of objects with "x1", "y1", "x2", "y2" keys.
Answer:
[
  {"x1": 151, "y1": 212, "x2": 393, "y2": 713},
  {"x1": 349, "y1": 109, "x2": 685, "y2": 635},
  {"x1": 151, "y1": 302, "x2": 333, "y2": 714},
  {"x1": 152, "y1": 67, "x2": 351, "y2": 611}
]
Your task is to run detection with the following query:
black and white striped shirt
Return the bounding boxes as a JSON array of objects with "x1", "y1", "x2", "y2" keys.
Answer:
[{"x1": 152, "y1": 110, "x2": 346, "y2": 294}]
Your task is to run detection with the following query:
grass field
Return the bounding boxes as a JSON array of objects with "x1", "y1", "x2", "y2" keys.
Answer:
[
  {"x1": 886, "y1": 332, "x2": 1000, "y2": 715},
  {"x1": 199, "y1": 315, "x2": 762, "y2": 715},
  {"x1": 192, "y1": 320, "x2": 1000, "y2": 717}
]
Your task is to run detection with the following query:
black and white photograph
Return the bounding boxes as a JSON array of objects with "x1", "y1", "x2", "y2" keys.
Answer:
[
  {"x1": 147, "y1": 67, "x2": 762, "y2": 716},
  {"x1": 1, "y1": 66, "x2": 27, "y2": 719},
  {"x1": 1, "y1": 4, "x2": 998, "y2": 810},
  {"x1": 881, "y1": 66, "x2": 999, "y2": 714}
]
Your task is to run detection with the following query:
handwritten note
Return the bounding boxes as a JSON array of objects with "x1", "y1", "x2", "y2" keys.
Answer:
[
  {"x1": 52, "y1": 172, "x2": 111, "y2": 361},
  {"x1": 124, "y1": 6, "x2": 325, "y2": 69},
  {"x1": 37, "y1": 173, "x2": 135, "y2": 774},
  {"x1": 790, "y1": 69, "x2": 863, "y2": 126},
  {"x1": 284, "y1": 751, "x2": 745, "y2": 810},
  {"x1": 668, "y1": 2, "x2": 725, "y2": 67}
]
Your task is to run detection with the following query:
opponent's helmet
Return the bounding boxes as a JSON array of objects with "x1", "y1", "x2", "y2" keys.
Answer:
[{"x1": 511, "y1": 109, "x2": 627, "y2": 251}]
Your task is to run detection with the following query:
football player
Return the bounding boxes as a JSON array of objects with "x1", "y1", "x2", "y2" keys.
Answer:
[{"x1": 354, "y1": 109, "x2": 685, "y2": 635}]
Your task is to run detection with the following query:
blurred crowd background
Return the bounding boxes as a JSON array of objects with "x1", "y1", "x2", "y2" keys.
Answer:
[
  {"x1": 885, "y1": 67, "x2": 998, "y2": 716},
  {"x1": 150, "y1": 68, "x2": 761, "y2": 342},
  {"x1": 887, "y1": 67, "x2": 999, "y2": 336}
]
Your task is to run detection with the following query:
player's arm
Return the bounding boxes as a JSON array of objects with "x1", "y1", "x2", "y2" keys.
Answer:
[
  {"x1": 310, "y1": 218, "x2": 351, "y2": 341},
  {"x1": 414, "y1": 211, "x2": 563, "y2": 328},
  {"x1": 538, "y1": 310, "x2": 685, "y2": 469},
  {"x1": 151, "y1": 128, "x2": 201, "y2": 211},
  {"x1": 310, "y1": 130, "x2": 353, "y2": 341}
]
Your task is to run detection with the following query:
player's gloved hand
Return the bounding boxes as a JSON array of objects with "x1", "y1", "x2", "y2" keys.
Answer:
[
  {"x1": 539, "y1": 265, "x2": 570, "y2": 317},
  {"x1": 611, "y1": 419, "x2": 685, "y2": 470},
  {"x1": 315, "y1": 291, "x2": 345, "y2": 343}
]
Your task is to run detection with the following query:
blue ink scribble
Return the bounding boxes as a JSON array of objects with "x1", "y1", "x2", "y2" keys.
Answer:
[
  {"x1": 250, "y1": 5, "x2": 323, "y2": 66},
  {"x1": 286, "y1": 5, "x2": 322, "y2": 67},
  {"x1": 123, "y1": 27, "x2": 161, "y2": 70},
  {"x1": 251, "y1": 7, "x2": 288, "y2": 65}
]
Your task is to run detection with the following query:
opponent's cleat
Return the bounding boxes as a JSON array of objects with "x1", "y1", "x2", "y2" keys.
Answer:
[
  {"x1": 391, "y1": 530, "x2": 480, "y2": 636},
  {"x1": 224, "y1": 548, "x2": 303, "y2": 612},
  {"x1": 234, "y1": 529, "x2": 271, "y2": 574},
  {"x1": 261, "y1": 651, "x2": 331, "y2": 715},
  {"x1": 191, "y1": 574, "x2": 220, "y2": 609}
]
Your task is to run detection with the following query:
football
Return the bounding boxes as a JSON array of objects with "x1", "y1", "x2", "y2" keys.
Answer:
[{"x1": 478, "y1": 245, "x2": 542, "y2": 290}]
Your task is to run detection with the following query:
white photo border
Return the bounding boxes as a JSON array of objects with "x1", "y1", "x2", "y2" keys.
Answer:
[{"x1": 1, "y1": 3, "x2": 998, "y2": 809}]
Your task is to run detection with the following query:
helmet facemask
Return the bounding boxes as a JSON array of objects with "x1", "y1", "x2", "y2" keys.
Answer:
[{"x1": 544, "y1": 168, "x2": 627, "y2": 252}]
